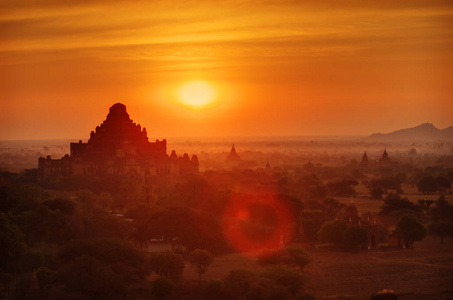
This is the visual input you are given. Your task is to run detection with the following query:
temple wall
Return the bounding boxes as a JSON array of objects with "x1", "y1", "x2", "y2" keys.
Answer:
[{"x1": 38, "y1": 155, "x2": 72, "y2": 180}]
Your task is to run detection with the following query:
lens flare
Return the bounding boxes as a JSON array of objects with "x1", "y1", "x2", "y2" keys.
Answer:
[{"x1": 221, "y1": 194, "x2": 296, "y2": 253}]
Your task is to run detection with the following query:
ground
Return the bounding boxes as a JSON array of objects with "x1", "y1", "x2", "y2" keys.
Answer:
[
  {"x1": 304, "y1": 237, "x2": 453, "y2": 299},
  {"x1": 181, "y1": 237, "x2": 453, "y2": 299}
]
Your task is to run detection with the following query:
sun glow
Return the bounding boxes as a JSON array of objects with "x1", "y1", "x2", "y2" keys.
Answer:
[{"x1": 178, "y1": 81, "x2": 216, "y2": 108}]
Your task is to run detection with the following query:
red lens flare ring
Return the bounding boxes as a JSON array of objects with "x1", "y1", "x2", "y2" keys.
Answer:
[{"x1": 222, "y1": 194, "x2": 296, "y2": 253}]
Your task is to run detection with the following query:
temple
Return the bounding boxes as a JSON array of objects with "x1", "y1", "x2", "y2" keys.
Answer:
[
  {"x1": 360, "y1": 151, "x2": 370, "y2": 167},
  {"x1": 379, "y1": 148, "x2": 392, "y2": 164},
  {"x1": 226, "y1": 145, "x2": 240, "y2": 164},
  {"x1": 38, "y1": 103, "x2": 198, "y2": 183},
  {"x1": 343, "y1": 200, "x2": 380, "y2": 249}
]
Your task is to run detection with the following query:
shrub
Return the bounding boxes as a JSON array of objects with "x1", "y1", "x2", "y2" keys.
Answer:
[
  {"x1": 205, "y1": 279, "x2": 225, "y2": 299},
  {"x1": 317, "y1": 220, "x2": 348, "y2": 246},
  {"x1": 267, "y1": 285, "x2": 291, "y2": 300},
  {"x1": 417, "y1": 176, "x2": 438, "y2": 194},
  {"x1": 286, "y1": 246, "x2": 310, "y2": 270},
  {"x1": 148, "y1": 251, "x2": 185, "y2": 281},
  {"x1": 188, "y1": 249, "x2": 213, "y2": 281},
  {"x1": 257, "y1": 249, "x2": 293, "y2": 266},
  {"x1": 371, "y1": 187, "x2": 384, "y2": 199},
  {"x1": 264, "y1": 265, "x2": 306, "y2": 295},
  {"x1": 224, "y1": 269, "x2": 254, "y2": 297},
  {"x1": 343, "y1": 226, "x2": 369, "y2": 252},
  {"x1": 397, "y1": 214, "x2": 426, "y2": 249},
  {"x1": 36, "y1": 266, "x2": 55, "y2": 289},
  {"x1": 152, "y1": 276, "x2": 175, "y2": 299}
]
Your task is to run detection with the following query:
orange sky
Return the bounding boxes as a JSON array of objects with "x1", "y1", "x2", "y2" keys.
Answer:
[{"x1": 1, "y1": 0, "x2": 453, "y2": 140}]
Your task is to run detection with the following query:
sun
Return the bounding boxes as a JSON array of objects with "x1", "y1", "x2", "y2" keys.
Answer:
[{"x1": 178, "y1": 81, "x2": 216, "y2": 108}]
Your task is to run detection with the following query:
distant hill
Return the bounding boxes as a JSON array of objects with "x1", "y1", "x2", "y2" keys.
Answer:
[{"x1": 367, "y1": 123, "x2": 453, "y2": 142}]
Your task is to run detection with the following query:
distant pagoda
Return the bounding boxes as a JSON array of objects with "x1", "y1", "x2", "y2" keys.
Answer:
[
  {"x1": 379, "y1": 148, "x2": 392, "y2": 164},
  {"x1": 360, "y1": 151, "x2": 370, "y2": 166},
  {"x1": 226, "y1": 145, "x2": 240, "y2": 163},
  {"x1": 38, "y1": 103, "x2": 198, "y2": 183}
]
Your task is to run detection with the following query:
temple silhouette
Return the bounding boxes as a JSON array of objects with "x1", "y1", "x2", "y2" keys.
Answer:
[
  {"x1": 226, "y1": 145, "x2": 240, "y2": 163},
  {"x1": 379, "y1": 148, "x2": 392, "y2": 164},
  {"x1": 38, "y1": 103, "x2": 198, "y2": 183}
]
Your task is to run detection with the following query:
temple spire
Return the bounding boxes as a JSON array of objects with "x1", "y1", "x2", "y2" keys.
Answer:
[{"x1": 226, "y1": 144, "x2": 240, "y2": 163}]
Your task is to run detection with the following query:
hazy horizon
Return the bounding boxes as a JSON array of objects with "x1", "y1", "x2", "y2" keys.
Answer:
[
  {"x1": 1, "y1": 120, "x2": 452, "y2": 142},
  {"x1": 0, "y1": 134, "x2": 371, "y2": 143}
]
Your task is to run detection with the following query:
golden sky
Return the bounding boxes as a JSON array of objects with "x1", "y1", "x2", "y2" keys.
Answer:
[{"x1": 1, "y1": 0, "x2": 453, "y2": 140}]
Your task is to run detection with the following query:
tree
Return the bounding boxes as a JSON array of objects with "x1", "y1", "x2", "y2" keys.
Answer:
[
  {"x1": 322, "y1": 198, "x2": 346, "y2": 219},
  {"x1": 429, "y1": 195, "x2": 453, "y2": 221},
  {"x1": 75, "y1": 189, "x2": 97, "y2": 204},
  {"x1": 380, "y1": 193, "x2": 419, "y2": 215},
  {"x1": 448, "y1": 170, "x2": 453, "y2": 182},
  {"x1": 256, "y1": 246, "x2": 309, "y2": 270},
  {"x1": 285, "y1": 246, "x2": 310, "y2": 270},
  {"x1": 326, "y1": 179, "x2": 358, "y2": 197},
  {"x1": 41, "y1": 198, "x2": 75, "y2": 215},
  {"x1": 417, "y1": 199, "x2": 434, "y2": 213},
  {"x1": 408, "y1": 148, "x2": 417, "y2": 156},
  {"x1": 57, "y1": 238, "x2": 148, "y2": 298},
  {"x1": 257, "y1": 249, "x2": 292, "y2": 266},
  {"x1": 300, "y1": 209, "x2": 325, "y2": 242},
  {"x1": 428, "y1": 221, "x2": 453, "y2": 244},
  {"x1": 204, "y1": 279, "x2": 225, "y2": 299},
  {"x1": 317, "y1": 220, "x2": 348, "y2": 246},
  {"x1": 134, "y1": 206, "x2": 228, "y2": 254},
  {"x1": 152, "y1": 276, "x2": 175, "y2": 299},
  {"x1": 224, "y1": 269, "x2": 254, "y2": 297},
  {"x1": 0, "y1": 213, "x2": 44, "y2": 299},
  {"x1": 188, "y1": 249, "x2": 213, "y2": 281},
  {"x1": 70, "y1": 199, "x2": 130, "y2": 239},
  {"x1": 436, "y1": 176, "x2": 451, "y2": 192},
  {"x1": 368, "y1": 177, "x2": 403, "y2": 194},
  {"x1": 125, "y1": 204, "x2": 158, "y2": 223},
  {"x1": 428, "y1": 195, "x2": 453, "y2": 243},
  {"x1": 397, "y1": 214, "x2": 426, "y2": 249},
  {"x1": 36, "y1": 266, "x2": 55, "y2": 289},
  {"x1": 417, "y1": 176, "x2": 438, "y2": 194},
  {"x1": 343, "y1": 226, "x2": 369, "y2": 252},
  {"x1": 263, "y1": 265, "x2": 306, "y2": 295},
  {"x1": 371, "y1": 187, "x2": 384, "y2": 199},
  {"x1": 0, "y1": 213, "x2": 27, "y2": 299},
  {"x1": 267, "y1": 285, "x2": 291, "y2": 300},
  {"x1": 0, "y1": 184, "x2": 51, "y2": 214},
  {"x1": 148, "y1": 251, "x2": 185, "y2": 281},
  {"x1": 13, "y1": 205, "x2": 75, "y2": 245},
  {"x1": 57, "y1": 254, "x2": 126, "y2": 299}
]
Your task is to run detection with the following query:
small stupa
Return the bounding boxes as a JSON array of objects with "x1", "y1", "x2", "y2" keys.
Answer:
[{"x1": 226, "y1": 145, "x2": 240, "y2": 163}]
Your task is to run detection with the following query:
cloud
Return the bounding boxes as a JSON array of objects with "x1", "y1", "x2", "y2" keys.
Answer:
[
  {"x1": 2, "y1": 0, "x2": 452, "y2": 54},
  {"x1": 1, "y1": 0, "x2": 452, "y2": 90}
]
